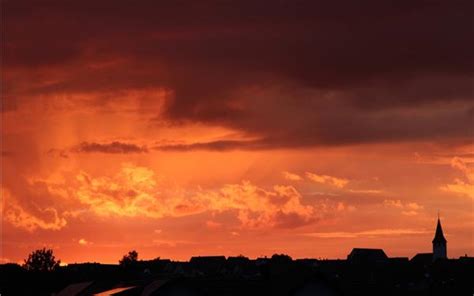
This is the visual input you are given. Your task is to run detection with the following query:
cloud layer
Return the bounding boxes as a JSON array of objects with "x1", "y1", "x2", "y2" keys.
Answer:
[
  {"x1": 5, "y1": 164, "x2": 333, "y2": 231},
  {"x1": 73, "y1": 142, "x2": 148, "y2": 154},
  {"x1": 3, "y1": 0, "x2": 473, "y2": 149},
  {"x1": 441, "y1": 157, "x2": 474, "y2": 198}
]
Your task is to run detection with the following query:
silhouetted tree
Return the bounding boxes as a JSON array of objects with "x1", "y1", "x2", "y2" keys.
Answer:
[
  {"x1": 271, "y1": 253, "x2": 292, "y2": 262},
  {"x1": 23, "y1": 248, "x2": 60, "y2": 272},
  {"x1": 119, "y1": 250, "x2": 138, "y2": 266}
]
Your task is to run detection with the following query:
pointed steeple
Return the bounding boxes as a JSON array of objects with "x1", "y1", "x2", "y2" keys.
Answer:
[
  {"x1": 432, "y1": 214, "x2": 447, "y2": 261},
  {"x1": 432, "y1": 217, "x2": 447, "y2": 244}
]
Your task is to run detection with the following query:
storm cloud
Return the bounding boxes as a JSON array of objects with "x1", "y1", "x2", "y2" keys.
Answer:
[
  {"x1": 3, "y1": 0, "x2": 473, "y2": 148},
  {"x1": 72, "y1": 141, "x2": 149, "y2": 154}
]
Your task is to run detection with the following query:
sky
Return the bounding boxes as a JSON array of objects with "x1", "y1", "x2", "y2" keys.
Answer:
[{"x1": 1, "y1": 0, "x2": 473, "y2": 264}]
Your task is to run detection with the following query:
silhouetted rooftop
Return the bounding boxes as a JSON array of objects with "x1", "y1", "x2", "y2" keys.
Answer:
[
  {"x1": 411, "y1": 253, "x2": 433, "y2": 264},
  {"x1": 347, "y1": 248, "x2": 388, "y2": 264}
]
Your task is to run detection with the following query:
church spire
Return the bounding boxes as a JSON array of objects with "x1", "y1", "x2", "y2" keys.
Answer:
[
  {"x1": 432, "y1": 216, "x2": 447, "y2": 244},
  {"x1": 432, "y1": 215, "x2": 447, "y2": 261}
]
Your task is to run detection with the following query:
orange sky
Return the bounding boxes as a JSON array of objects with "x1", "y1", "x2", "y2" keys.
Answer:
[{"x1": 1, "y1": 0, "x2": 473, "y2": 264}]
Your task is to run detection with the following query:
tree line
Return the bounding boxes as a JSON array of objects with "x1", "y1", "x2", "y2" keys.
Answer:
[{"x1": 21, "y1": 248, "x2": 139, "y2": 272}]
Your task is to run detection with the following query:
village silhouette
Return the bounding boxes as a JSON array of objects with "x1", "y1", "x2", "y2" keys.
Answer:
[{"x1": 0, "y1": 217, "x2": 473, "y2": 295}]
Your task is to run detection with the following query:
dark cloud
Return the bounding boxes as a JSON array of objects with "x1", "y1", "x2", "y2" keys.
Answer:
[
  {"x1": 3, "y1": 0, "x2": 473, "y2": 148},
  {"x1": 154, "y1": 140, "x2": 265, "y2": 152},
  {"x1": 156, "y1": 98, "x2": 473, "y2": 150},
  {"x1": 72, "y1": 142, "x2": 148, "y2": 154}
]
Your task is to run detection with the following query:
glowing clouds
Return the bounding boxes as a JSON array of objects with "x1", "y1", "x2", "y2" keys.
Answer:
[
  {"x1": 283, "y1": 171, "x2": 303, "y2": 181},
  {"x1": 0, "y1": 163, "x2": 363, "y2": 233},
  {"x1": 305, "y1": 172, "x2": 349, "y2": 188},
  {"x1": 451, "y1": 157, "x2": 474, "y2": 182},
  {"x1": 198, "y1": 182, "x2": 314, "y2": 229},
  {"x1": 72, "y1": 164, "x2": 314, "y2": 229},
  {"x1": 75, "y1": 164, "x2": 171, "y2": 218},
  {"x1": 441, "y1": 157, "x2": 474, "y2": 199},
  {"x1": 383, "y1": 200, "x2": 424, "y2": 216},
  {"x1": 78, "y1": 238, "x2": 90, "y2": 246},
  {"x1": 4, "y1": 192, "x2": 67, "y2": 232},
  {"x1": 5, "y1": 204, "x2": 67, "y2": 232},
  {"x1": 283, "y1": 171, "x2": 349, "y2": 188}
]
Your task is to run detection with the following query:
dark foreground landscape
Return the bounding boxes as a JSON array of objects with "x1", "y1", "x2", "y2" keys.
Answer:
[{"x1": 1, "y1": 249, "x2": 473, "y2": 296}]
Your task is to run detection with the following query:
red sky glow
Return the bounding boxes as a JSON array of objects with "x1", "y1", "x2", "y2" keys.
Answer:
[{"x1": 1, "y1": 0, "x2": 473, "y2": 264}]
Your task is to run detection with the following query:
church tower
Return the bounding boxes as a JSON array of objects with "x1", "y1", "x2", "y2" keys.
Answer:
[{"x1": 432, "y1": 216, "x2": 447, "y2": 261}]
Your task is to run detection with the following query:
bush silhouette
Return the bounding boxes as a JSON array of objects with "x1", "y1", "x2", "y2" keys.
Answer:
[
  {"x1": 23, "y1": 248, "x2": 60, "y2": 272},
  {"x1": 119, "y1": 250, "x2": 138, "y2": 266}
]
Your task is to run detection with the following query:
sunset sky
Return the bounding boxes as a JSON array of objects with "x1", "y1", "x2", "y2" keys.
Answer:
[{"x1": 1, "y1": 1, "x2": 473, "y2": 264}]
